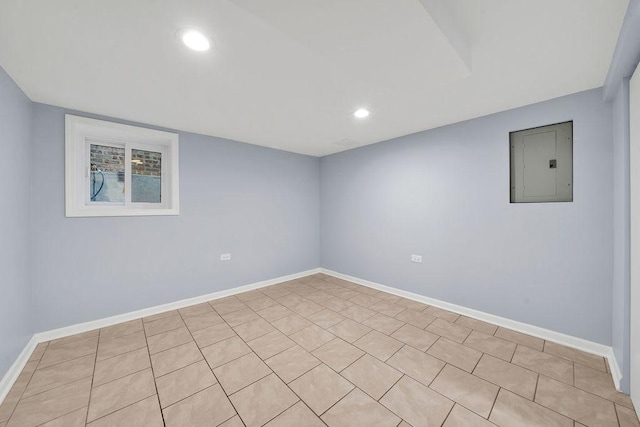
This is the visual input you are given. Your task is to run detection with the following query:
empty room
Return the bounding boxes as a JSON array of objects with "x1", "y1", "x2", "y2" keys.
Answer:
[{"x1": 2, "y1": 0, "x2": 640, "y2": 426}]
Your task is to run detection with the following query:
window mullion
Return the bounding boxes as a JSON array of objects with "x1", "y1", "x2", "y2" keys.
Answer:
[{"x1": 124, "y1": 144, "x2": 132, "y2": 207}]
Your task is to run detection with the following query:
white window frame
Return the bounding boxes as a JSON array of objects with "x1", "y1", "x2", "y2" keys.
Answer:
[{"x1": 65, "y1": 114, "x2": 179, "y2": 217}]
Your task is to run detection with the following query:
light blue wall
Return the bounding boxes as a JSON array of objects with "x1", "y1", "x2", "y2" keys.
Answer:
[
  {"x1": 30, "y1": 104, "x2": 320, "y2": 331},
  {"x1": 320, "y1": 88, "x2": 613, "y2": 345},
  {"x1": 0, "y1": 68, "x2": 33, "y2": 376}
]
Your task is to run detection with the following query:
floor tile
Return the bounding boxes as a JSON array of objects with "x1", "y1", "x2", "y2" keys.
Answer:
[
  {"x1": 534, "y1": 376, "x2": 618, "y2": 427},
  {"x1": 426, "y1": 318, "x2": 472, "y2": 343},
  {"x1": 257, "y1": 305, "x2": 295, "y2": 323},
  {"x1": 156, "y1": 360, "x2": 217, "y2": 408},
  {"x1": 183, "y1": 311, "x2": 224, "y2": 332},
  {"x1": 201, "y1": 336, "x2": 252, "y2": 369},
  {"x1": 395, "y1": 308, "x2": 436, "y2": 329},
  {"x1": 7, "y1": 377, "x2": 91, "y2": 427},
  {"x1": 23, "y1": 354, "x2": 95, "y2": 398},
  {"x1": 28, "y1": 343, "x2": 48, "y2": 363},
  {"x1": 264, "y1": 401, "x2": 324, "y2": 426},
  {"x1": 236, "y1": 290, "x2": 265, "y2": 302},
  {"x1": 326, "y1": 319, "x2": 371, "y2": 343},
  {"x1": 245, "y1": 296, "x2": 279, "y2": 312},
  {"x1": 214, "y1": 353, "x2": 272, "y2": 394},
  {"x1": 233, "y1": 317, "x2": 276, "y2": 341},
  {"x1": 321, "y1": 388, "x2": 401, "y2": 427},
  {"x1": 211, "y1": 298, "x2": 248, "y2": 315},
  {"x1": 422, "y1": 306, "x2": 460, "y2": 322},
  {"x1": 48, "y1": 330, "x2": 99, "y2": 348},
  {"x1": 163, "y1": 384, "x2": 236, "y2": 427},
  {"x1": 219, "y1": 415, "x2": 245, "y2": 427},
  {"x1": 617, "y1": 404, "x2": 640, "y2": 427},
  {"x1": 191, "y1": 323, "x2": 236, "y2": 348},
  {"x1": 464, "y1": 330, "x2": 517, "y2": 361},
  {"x1": 39, "y1": 335, "x2": 98, "y2": 369},
  {"x1": 289, "y1": 364, "x2": 354, "y2": 415},
  {"x1": 544, "y1": 341, "x2": 607, "y2": 372},
  {"x1": 147, "y1": 327, "x2": 193, "y2": 354},
  {"x1": 266, "y1": 345, "x2": 321, "y2": 383},
  {"x1": 321, "y1": 297, "x2": 355, "y2": 312},
  {"x1": 430, "y1": 364, "x2": 499, "y2": 418},
  {"x1": 0, "y1": 361, "x2": 39, "y2": 422},
  {"x1": 276, "y1": 294, "x2": 306, "y2": 308},
  {"x1": 511, "y1": 345, "x2": 574, "y2": 385},
  {"x1": 350, "y1": 293, "x2": 383, "y2": 308},
  {"x1": 443, "y1": 404, "x2": 495, "y2": 427},
  {"x1": 369, "y1": 300, "x2": 406, "y2": 317},
  {"x1": 100, "y1": 319, "x2": 143, "y2": 341},
  {"x1": 247, "y1": 330, "x2": 296, "y2": 360},
  {"x1": 312, "y1": 338, "x2": 365, "y2": 372},
  {"x1": 272, "y1": 314, "x2": 313, "y2": 335},
  {"x1": 494, "y1": 327, "x2": 544, "y2": 351},
  {"x1": 143, "y1": 314, "x2": 185, "y2": 337},
  {"x1": 473, "y1": 354, "x2": 537, "y2": 400},
  {"x1": 308, "y1": 309, "x2": 346, "y2": 329},
  {"x1": 363, "y1": 313, "x2": 405, "y2": 335},
  {"x1": 230, "y1": 374, "x2": 299, "y2": 427},
  {"x1": 291, "y1": 301, "x2": 324, "y2": 317},
  {"x1": 391, "y1": 323, "x2": 439, "y2": 351},
  {"x1": 427, "y1": 338, "x2": 482, "y2": 372},
  {"x1": 341, "y1": 354, "x2": 402, "y2": 400},
  {"x1": 87, "y1": 395, "x2": 163, "y2": 427},
  {"x1": 353, "y1": 330, "x2": 403, "y2": 361},
  {"x1": 40, "y1": 407, "x2": 86, "y2": 427},
  {"x1": 222, "y1": 308, "x2": 261, "y2": 327},
  {"x1": 178, "y1": 302, "x2": 215, "y2": 319},
  {"x1": 87, "y1": 369, "x2": 156, "y2": 421},
  {"x1": 574, "y1": 363, "x2": 634, "y2": 408},
  {"x1": 380, "y1": 375, "x2": 453, "y2": 427},
  {"x1": 290, "y1": 325, "x2": 336, "y2": 352},
  {"x1": 395, "y1": 298, "x2": 429, "y2": 311},
  {"x1": 143, "y1": 310, "x2": 178, "y2": 323},
  {"x1": 386, "y1": 345, "x2": 445, "y2": 386},
  {"x1": 490, "y1": 388, "x2": 572, "y2": 427},
  {"x1": 150, "y1": 341, "x2": 203, "y2": 377},
  {"x1": 96, "y1": 331, "x2": 145, "y2": 361},
  {"x1": 340, "y1": 304, "x2": 376, "y2": 322},
  {"x1": 454, "y1": 316, "x2": 498, "y2": 335}
]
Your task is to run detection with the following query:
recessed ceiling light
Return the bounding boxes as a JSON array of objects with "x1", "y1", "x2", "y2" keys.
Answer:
[
  {"x1": 354, "y1": 108, "x2": 370, "y2": 118},
  {"x1": 180, "y1": 30, "x2": 210, "y2": 52}
]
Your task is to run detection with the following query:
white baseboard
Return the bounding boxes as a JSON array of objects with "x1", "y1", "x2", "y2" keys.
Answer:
[
  {"x1": 321, "y1": 268, "x2": 624, "y2": 391},
  {"x1": 0, "y1": 268, "x2": 320, "y2": 405}
]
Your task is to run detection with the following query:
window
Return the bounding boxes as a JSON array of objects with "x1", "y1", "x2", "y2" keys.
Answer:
[{"x1": 65, "y1": 115, "x2": 179, "y2": 217}]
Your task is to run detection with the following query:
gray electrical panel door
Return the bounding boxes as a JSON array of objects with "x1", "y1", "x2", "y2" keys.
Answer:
[{"x1": 510, "y1": 121, "x2": 573, "y2": 203}]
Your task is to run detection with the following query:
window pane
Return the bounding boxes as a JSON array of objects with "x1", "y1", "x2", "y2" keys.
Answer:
[
  {"x1": 89, "y1": 144, "x2": 125, "y2": 203},
  {"x1": 131, "y1": 149, "x2": 162, "y2": 203}
]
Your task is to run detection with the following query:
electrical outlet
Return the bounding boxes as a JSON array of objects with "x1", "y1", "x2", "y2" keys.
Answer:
[
  {"x1": 411, "y1": 254, "x2": 422, "y2": 263},
  {"x1": 220, "y1": 253, "x2": 231, "y2": 261}
]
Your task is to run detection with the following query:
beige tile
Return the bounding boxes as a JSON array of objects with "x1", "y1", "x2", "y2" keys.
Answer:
[
  {"x1": 455, "y1": 316, "x2": 498, "y2": 335},
  {"x1": 292, "y1": 301, "x2": 324, "y2": 317},
  {"x1": 423, "y1": 306, "x2": 461, "y2": 322},
  {"x1": 257, "y1": 305, "x2": 295, "y2": 322},
  {"x1": 266, "y1": 345, "x2": 321, "y2": 383},
  {"x1": 87, "y1": 369, "x2": 156, "y2": 421},
  {"x1": 219, "y1": 415, "x2": 245, "y2": 427},
  {"x1": 431, "y1": 364, "x2": 499, "y2": 418},
  {"x1": 236, "y1": 289, "x2": 266, "y2": 302},
  {"x1": 391, "y1": 323, "x2": 439, "y2": 351},
  {"x1": 233, "y1": 317, "x2": 276, "y2": 341},
  {"x1": 143, "y1": 314, "x2": 185, "y2": 337},
  {"x1": 464, "y1": 330, "x2": 517, "y2": 361},
  {"x1": 211, "y1": 298, "x2": 248, "y2": 315},
  {"x1": 39, "y1": 335, "x2": 98, "y2": 368},
  {"x1": 40, "y1": 407, "x2": 86, "y2": 427},
  {"x1": 544, "y1": 341, "x2": 607, "y2": 371},
  {"x1": 245, "y1": 296, "x2": 278, "y2": 312},
  {"x1": 0, "y1": 361, "x2": 39, "y2": 422},
  {"x1": 48, "y1": 330, "x2": 99, "y2": 348},
  {"x1": 306, "y1": 291, "x2": 334, "y2": 303},
  {"x1": 473, "y1": 354, "x2": 537, "y2": 400},
  {"x1": 353, "y1": 330, "x2": 403, "y2": 361},
  {"x1": 617, "y1": 404, "x2": 640, "y2": 427},
  {"x1": 276, "y1": 294, "x2": 306, "y2": 308},
  {"x1": 426, "y1": 318, "x2": 472, "y2": 344},
  {"x1": 308, "y1": 309, "x2": 346, "y2": 329},
  {"x1": 202, "y1": 336, "x2": 252, "y2": 368},
  {"x1": 146, "y1": 327, "x2": 193, "y2": 354},
  {"x1": 341, "y1": 354, "x2": 402, "y2": 400},
  {"x1": 23, "y1": 354, "x2": 95, "y2": 398},
  {"x1": 312, "y1": 338, "x2": 365, "y2": 372},
  {"x1": 387, "y1": 345, "x2": 445, "y2": 386},
  {"x1": 363, "y1": 313, "x2": 405, "y2": 335},
  {"x1": 369, "y1": 300, "x2": 406, "y2": 317},
  {"x1": 443, "y1": 404, "x2": 495, "y2": 427},
  {"x1": 214, "y1": 353, "x2": 272, "y2": 394},
  {"x1": 230, "y1": 374, "x2": 299, "y2": 427},
  {"x1": 535, "y1": 376, "x2": 618, "y2": 426},
  {"x1": 7, "y1": 377, "x2": 91, "y2": 427},
  {"x1": 574, "y1": 363, "x2": 634, "y2": 408},
  {"x1": 156, "y1": 360, "x2": 217, "y2": 408},
  {"x1": 150, "y1": 341, "x2": 203, "y2": 377},
  {"x1": 396, "y1": 298, "x2": 428, "y2": 311},
  {"x1": 247, "y1": 330, "x2": 296, "y2": 360},
  {"x1": 326, "y1": 319, "x2": 371, "y2": 343},
  {"x1": 178, "y1": 302, "x2": 214, "y2": 319},
  {"x1": 94, "y1": 347, "x2": 149, "y2": 387},
  {"x1": 490, "y1": 388, "x2": 572, "y2": 427},
  {"x1": 222, "y1": 308, "x2": 261, "y2": 327},
  {"x1": 322, "y1": 297, "x2": 355, "y2": 312},
  {"x1": 512, "y1": 345, "x2": 574, "y2": 385},
  {"x1": 373, "y1": 291, "x2": 401, "y2": 303},
  {"x1": 191, "y1": 322, "x2": 236, "y2": 348},
  {"x1": 163, "y1": 384, "x2": 236, "y2": 427},
  {"x1": 494, "y1": 327, "x2": 544, "y2": 351},
  {"x1": 290, "y1": 325, "x2": 336, "y2": 352},
  {"x1": 380, "y1": 375, "x2": 453, "y2": 427},
  {"x1": 350, "y1": 293, "x2": 383, "y2": 308},
  {"x1": 321, "y1": 388, "x2": 401, "y2": 427},
  {"x1": 28, "y1": 342, "x2": 49, "y2": 362},
  {"x1": 96, "y1": 331, "x2": 146, "y2": 361},
  {"x1": 395, "y1": 308, "x2": 436, "y2": 328},
  {"x1": 87, "y1": 396, "x2": 163, "y2": 427},
  {"x1": 183, "y1": 311, "x2": 224, "y2": 332},
  {"x1": 264, "y1": 401, "x2": 324, "y2": 427},
  {"x1": 289, "y1": 364, "x2": 354, "y2": 415},
  {"x1": 143, "y1": 310, "x2": 178, "y2": 323},
  {"x1": 340, "y1": 304, "x2": 376, "y2": 322},
  {"x1": 427, "y1": 338, "x2": 482, "y2": 372},
  {"x1": 272, "y1": 314, "x2": 313, "y2": 335},
  {"x1": 99, "y1": 319, "x2": 143, "y2": 341}
]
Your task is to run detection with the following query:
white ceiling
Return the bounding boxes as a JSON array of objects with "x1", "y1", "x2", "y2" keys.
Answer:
[{"x1": 0, "y1": 0, "x2": 628, "y2": 156}]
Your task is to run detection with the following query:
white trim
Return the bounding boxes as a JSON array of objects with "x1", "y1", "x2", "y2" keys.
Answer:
[
  {"x1": 321, "y1": 268, "x2": 624, "y2": 390},
  {"x1": 0, "y1": 268, "x2": 319, "y2": 405}
]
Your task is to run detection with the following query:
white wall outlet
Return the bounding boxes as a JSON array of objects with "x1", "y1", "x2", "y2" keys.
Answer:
[
  {"x1": 220, "y1": 253, "x2": 231, "y2": 261},
  {"x1": 411, "y1": 254, "x2": 422, "y2": 263}
]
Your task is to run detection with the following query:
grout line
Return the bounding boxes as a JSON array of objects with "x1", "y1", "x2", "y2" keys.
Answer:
[{"x1": 142, "y1": 314, "x2": 167, "y2": 427}]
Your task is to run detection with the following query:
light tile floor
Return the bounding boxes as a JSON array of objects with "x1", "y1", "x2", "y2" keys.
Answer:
[{"x1": 0, "y1": 273, "x2": 638, "y2": 427}]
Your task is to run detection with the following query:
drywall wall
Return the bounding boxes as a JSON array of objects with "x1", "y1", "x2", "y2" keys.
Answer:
[
  {"x1": 0, "y1": 67, "x2": 32, "y2": 377},
  {"x1": 30, "y1": 104, "x2": 320, "y2": 331},
  {"x1": 320, "y1": 88, "x2": 613, "y2": 345}
]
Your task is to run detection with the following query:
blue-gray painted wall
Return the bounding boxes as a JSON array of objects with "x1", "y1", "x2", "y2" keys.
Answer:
[
  {"x1": 0, "y1": 68, "x2": 33, "y2": 376},
  {"x1": 30, "y1": 104, "x2": 320, "y2": 331},
  {"x1": 320, "y1": 88, "x2": 613, "y2": 345}
]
